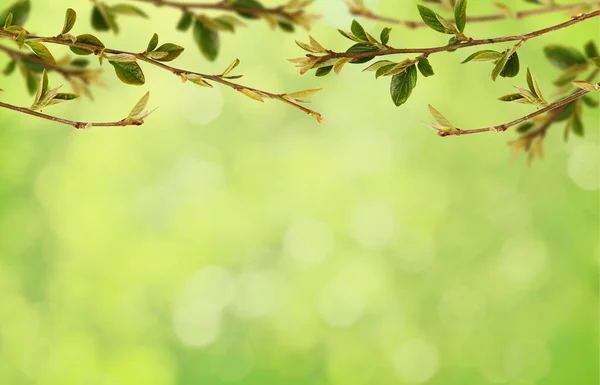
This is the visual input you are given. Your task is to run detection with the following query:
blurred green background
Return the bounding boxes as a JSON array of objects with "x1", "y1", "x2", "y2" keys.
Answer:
[{"x1": 0, "y1": 0, "x2": 599, "y2": 384}]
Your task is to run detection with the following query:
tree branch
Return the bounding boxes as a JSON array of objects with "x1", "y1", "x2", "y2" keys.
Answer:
[
  {"x1": 0, "y1": 44, "x2": 90, "y2": 82},
  {"x1": 308, "y1": 10, "x2": 600, "y2": 64},
  {"x1": 129, "y1": 0, "x2": 314, "y2": 28},
  {"x1": 0, "y1": 100, "x2": 144, "y2": 129},
  {"x1": 0, "y1": 30, "x2": 324, "y2": 122},
  {"x1": 440, "y1": 68, "x2": 600, "y2": 138},
  {"x1": 439, "y1": 87, "x2": 595, "y2": 137},
  {"x1": 349, "y1": 1, "x2": 600, "y2": 29}
]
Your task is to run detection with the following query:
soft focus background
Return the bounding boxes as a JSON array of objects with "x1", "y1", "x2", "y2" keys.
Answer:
[{"x1": 0, "y1": 0, "x2": 598, "y2": 384}]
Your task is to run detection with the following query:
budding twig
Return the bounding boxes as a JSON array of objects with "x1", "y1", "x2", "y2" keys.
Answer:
[
  {"x1": 349, "y1": 1, "x2": 600, "y2": 29},
  {"x1": 441, "y1": 69, "x2": 600, "y2": 137},
  {"x1": 131, "y1": 0, "x2": 306, "y2": 20},
  {"x1": 0, "y1": 29, "x2": 324, "y2": 122},
  {"x1": 0, "y1": 44, "x2": 89, "y2": 82},
  {"x1": 0, "y1": 100, "x2": 144, "y2": 129},
  {"x1": 310, "y1": 10, "x2": 600, "y2": 64}
]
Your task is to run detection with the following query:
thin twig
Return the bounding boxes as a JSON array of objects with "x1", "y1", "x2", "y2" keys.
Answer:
[
  {"x1": 131, "y1": 0, "x2": 305, "y2": 20},
  {"x1": 0, "y1": 100, "x2": 143, "y2": 128},
  {"x1": 310, "y1": 10, "x2": 600, "y2": 63},
  {"x1": 350, "y1": 1, "x2": 600, "y2": 29},
  {"x1": 0, "y1": 30, "x2": 324, "y2": 122},
  {"x1": 439, "y1": 88, "x2": 594, "y2": 137},
  {"x1": 0, "y1": 44, "x2": 89, "y2": 81}
]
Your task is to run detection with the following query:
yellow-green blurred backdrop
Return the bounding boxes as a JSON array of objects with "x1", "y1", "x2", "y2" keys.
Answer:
[{"x1": 0, "y1": 1, "x2": 599, "y2": 384}]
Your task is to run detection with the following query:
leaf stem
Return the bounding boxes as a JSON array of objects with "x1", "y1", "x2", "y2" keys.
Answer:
[
  {"x1": 350, "y1": 1, "x2": 600, "y2": 29},
  {"x1": 0, "y1": 100, "x2": 144, "y2": 129}
]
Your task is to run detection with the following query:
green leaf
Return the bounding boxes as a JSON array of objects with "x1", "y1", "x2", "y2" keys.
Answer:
[
  {"x1": 380, "y1": 27, "x2": 391, "y2": 45},
  {"x1": 590, "y1": 57, "x2": 600, "y2": 69},
  {"x1": 346, "y1": 43, "x2": 379, "y2": 64},
  {"x1": 177, "y1": 12, "x2": 194, "y2": 31},
  {"x1": 417, "y1": 5, "x2": 449, "y2": 34},
  {"x1": 526, "y1": 67, "x2": 544, "y2": 102},
  {"x1": 417, "y1": 57, "x2": 434, "y2": 77},
  {"x1": 454, "y1": 0, "x2": 467, "y2": 33},
  {"x1": 24, "y1": 71, "x2": 37, "y2": 95},
  {"x1": 127, "y1": 91, "x2": 150, "y2": 120},
  {"x1": 278, "y1": 22, "x2": 294, "y2": 32},
  {"x1": 1, "y1": 0, "x2": 30, "y2": 26},
  {"x1": 109, "y1": 60, "x2": 145, "y2": 85},
  {"x1": 390, "y1": 64, "x2": 417, "y2": 107},
  {"x1": 516, "y1": 121, "x2": 535, "y2": 133},
  {"x1": 193, "y1": 19, "x2": 220, "y2": 61},
  {"x1": 147, "y1": 33, "x2": 159, "y2": 52},
  {"x1": 583, "y1": 95, "x2": 599, "y2": 108},
  {"x1": 350, "y1": 19, "x2": 368, "y2": 41},
  {"x1": 584, "y1": 41, "x2": 599, "y2": 59},
  {"x1": 315, "y1": 66, "x2": 333, "y2": 77},
  {"x1": 153, "y1": 43, "x2": 184, "y2": 62},
  {"x1": 544, "y1": 45, "x2": 587, "y2": 69},
  {"x1": 91, "y1": 5, "x2": 111, "y2": 31},
  {"x1": 33, "y1": 69, "x2": 48, "y2": 106},
  {"x1": 4, "y1": 12, "x2": 12, "y2": 28},
  {"x1": 62, "y1": 8, "x2": 76, "y2": 34},
  {"x1": 498, "y1": 93, "x2": 525, "y2": 102},
  {"x1": 110, "y1": 4, "x2": 148, "y2": 18},
  {"x1": 461, "y1": 50, "x2": 502, "y2": 63},
  {"x1": 500, "y1": 51, "x2": 520, "y2": 78},
  {"x1": 26, "y1": 42, "x2": 56, "y2": 65},
  {"x1": 70, "y1": 34, "x2": 105, "y2": 56},
  {"x1": 231, "y1": 0, "x2": 264, "y2": 19},
  {"x1": 570, "y1": 112, "x2": 584, "y2": 137}
]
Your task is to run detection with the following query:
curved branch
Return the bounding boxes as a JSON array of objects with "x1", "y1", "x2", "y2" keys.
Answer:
[
  {"x1": 0, "y1": 30, "x2": 324, "y2": 122},
  {"x1": 0, "y1": 100, "x2": 144, "y2": 129},
  {"x1": 309, "y1": 10, "x2": 600, "y2": 64},
  {"x1": 349, "y1": 1, "x2": 600, "y2": 29}
]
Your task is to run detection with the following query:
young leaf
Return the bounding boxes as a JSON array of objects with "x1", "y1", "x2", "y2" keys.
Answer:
[
  {"x1": 454, "y1": 0, "x2": 467, "y2": 33},
  {"x1": 572, "y1": 81, "x2": 599, "y2": 91},
  {"x1": 147, "y1": 33, "x2": 159, "y2": 52},
  {"x1": 417, "y1": 5, "x2": 451, "y2": 34},
  {"x1": 193, "y1": 19, "x2": 220, "y2": 61},
  {"x1": 390, "y1": 65, "x2": 417, "y2": 107},
  {"x1": 26, "y1": 41, "x2": 56, "y2": 65},
  {"x1": 428, "y1": 104, "x2": 455, "y2": 130},
  {"x1": 153, "y1": 43, "x2": 184, "y2": 62},
  {"x1": 61, "y1": 8, "x2": 76, "y2": 34},
  {"x1": 177, "y1": 12, "x2": 194, "y2": 31},
  {"x1": 544, "y1": 45, "x2": 587, "y2": 69},
  {"x1": 70, "y1": 34, "x2": 105, "y2": 56},
  {"x1": 500, "y1": 51, "x2": 520, "y2": 78},
  {"x1": 584, "y1": 41, "x2": 599, "y2": 59},
  {"x1": 1, "y1": 0, "x2": 30, "y2": 26},
  {"x1": 380, "y1": 27, "x2": 391, "y2": 45},
  {"x1": 315, "y1": 66, "x2": 333, "y2": 77},
  {"x1": 222, "y1": 58, "x2": 240, "y2": 77},
  {"x1": 417, "y1": 57, "x2": 434, "y2": 77},
  {"x1": 346, "y1": 43, "x2": 379, "y2": 64},
  {"x1": 232, "y1": 0, "x2": 264, "y2": 19},
  {"x1": 109, "y1": 60, "x2": 146, "y2": 85},
  {"x1": 127, "y1": 91, "x2": 150, "y2": 120},
  {"x1": 461, "y1": 50, "x2": 502, "y2": 63},
  {"x1": 240, "y1": 88, "x2": 264, "y2": 102},
  {"x1": 526, "y1": 67, "x2": 545, "y2": 103},
  {"x1": 350, "y1": 19, "x2": 368, "y2": 41}
]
